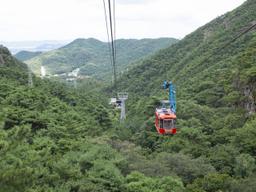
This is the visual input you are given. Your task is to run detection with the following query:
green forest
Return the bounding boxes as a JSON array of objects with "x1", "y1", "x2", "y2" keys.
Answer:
[
  {"x1": 15, "y1": 51, "x2": 42, "y2": 62},
  {"x1": 1, "y1": 0, "x2": 256, "y2": 191},
  {"x1": 23, "y1": 38, "x2": 178, "y2": 80}
]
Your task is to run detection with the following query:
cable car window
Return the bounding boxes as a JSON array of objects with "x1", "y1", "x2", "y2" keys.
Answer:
[
  {"x1": 163, "y1": 119, "x2": 175, "y2": 129},
  {"x1": 160, "y1": 119, "x2": 163, "y2": 128},
  {"x1": 116, "y1": 100, "x2": 122, "y2": 107}
]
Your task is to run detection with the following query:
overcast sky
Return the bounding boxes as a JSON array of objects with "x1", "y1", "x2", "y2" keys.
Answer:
[{"x1": 0, "y1": 0, "x2": 246, "y2": 42}]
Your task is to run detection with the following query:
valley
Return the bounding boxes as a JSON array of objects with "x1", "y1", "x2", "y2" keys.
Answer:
[{"x1": 21, "y1": 38, "x2": 178, "y2": 81}]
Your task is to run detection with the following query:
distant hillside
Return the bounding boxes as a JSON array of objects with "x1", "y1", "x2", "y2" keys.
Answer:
[
  {"x1": 25, "y1": 38, "x2": 178, "y2": 79},
  {"x1": 15, "y1": 50, "x2": 42, "y2": 61}
]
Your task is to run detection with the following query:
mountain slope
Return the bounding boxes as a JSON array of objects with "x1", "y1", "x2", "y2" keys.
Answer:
[
  {"x1": 25, "y1": 38, "x2": 178, "y2": 79},
  {"x1": 0, "y1": 45, "x2": 29, "y2": 84},
  {"x1": 15, "y1": 50, "x2": 43, "y2": 61},
  {"x1": 117, "y1": 0, "x2": 256, "y2": 108},
  {"x1": 110, "y1": 0, "x2": 256, "y2": 189},
  {"x1": 0, "y1": 46, "x2": 186, "y2": 191}
]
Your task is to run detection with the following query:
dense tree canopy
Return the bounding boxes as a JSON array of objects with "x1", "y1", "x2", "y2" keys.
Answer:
[{"x1": 1, "y1": 0, "x2": 256, "y2": 191}]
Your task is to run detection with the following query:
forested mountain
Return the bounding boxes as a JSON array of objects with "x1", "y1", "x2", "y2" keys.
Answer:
[
  {"x1": 0, "y1": 45, "x2": 185, "y2": 191},
  {"x1": 25, "y1": 38, "x2": 178, "y2": 80},
  {"x1": 110, "y1": 0, "x2": 256, "y2": 190},
  {"x1": 14, "y1": 50, "x2": 43, "y2": 61},
  {"x1": 1, "y1": 0, "x2": 256, "y2": 191}
]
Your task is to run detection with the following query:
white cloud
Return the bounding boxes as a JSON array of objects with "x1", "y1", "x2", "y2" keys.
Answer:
[{"x1": 0, "y1": 0, "x2": 246, "y2": 41}]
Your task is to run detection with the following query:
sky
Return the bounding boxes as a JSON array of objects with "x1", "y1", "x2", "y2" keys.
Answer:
[{"x1": 0, "y1": 0, "x2": 246, "y2": 42}]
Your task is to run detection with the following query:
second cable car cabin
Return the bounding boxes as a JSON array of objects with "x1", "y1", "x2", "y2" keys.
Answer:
[{"x1": 155, "y1": 81, "x2": 177, "y2": 135}]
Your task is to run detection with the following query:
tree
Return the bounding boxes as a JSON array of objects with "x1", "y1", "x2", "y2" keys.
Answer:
[{"x1": 234, "y1": 153, "x2": 255, "y2": 178}]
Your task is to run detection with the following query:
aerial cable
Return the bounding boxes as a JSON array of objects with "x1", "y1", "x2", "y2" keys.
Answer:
[
  {"x1": 113, "y1": 0, "x2": 117, "y2": 67},
  {"x1": 107, "y1": 0, "x2": 117, "y2": 90},
  {"x1": 205, "y1": 22, "x2": 256, "y2": 63},
  {"x1": 102, "y1": 0, "x2": 114, "y2": 81},
  {"x1": 220, "y1": 22, "x2": 256, "y2": 50},
  {"x1": 103, "y1": 0, "x2": 117, "y2": 95},
  {"x1": 175, "y1": 21, "x2": 256, "y2": 77},
  {"x1": 102, "y1": 1, "x2": 128, "y2": 121}
]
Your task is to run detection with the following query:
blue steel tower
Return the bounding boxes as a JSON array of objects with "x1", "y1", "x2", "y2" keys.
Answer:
[{"x1": 163, "y1": 80, "x2": 176, "y2": 114}]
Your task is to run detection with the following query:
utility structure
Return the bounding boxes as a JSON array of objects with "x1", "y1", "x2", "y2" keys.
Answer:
[
  {"x1": 155, "y1": 81, "x2": 177, "y2": 135},
  {"x1": 103, "y1": 0, "x2": 129, "y2": 120},
  {"x1": 28, "y1": 67, "x2": 33, "y2": 88},
  {"x1": 40, "y1": 65, "x2": 46, "y2": 79},
  {"x1": 163, "y1": 80, "x2": 176, "y2": 114},
  {"x1": 118, "y1": 92, "x2": 128, "y2": 121},
  {"x1": 103, "y1": 0, "x2": 117, "y2": 90},
  {"x1": 66, "y1": 68, "x2": 80, "y2": 89}
]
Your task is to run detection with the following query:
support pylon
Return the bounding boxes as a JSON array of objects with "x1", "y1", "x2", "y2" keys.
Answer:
[
  {"x1": 118, "y1": 92, "x2": 128, "y2": 121},
  {"x1": 28, "y1": 67, "x2": 33, "y2": 88}
]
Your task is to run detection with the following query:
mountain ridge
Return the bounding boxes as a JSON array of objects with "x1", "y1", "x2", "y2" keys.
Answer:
[
  {"x1": 25, "y1": 37, "x2": 179, "y2": 79},
  {"x1": 15, "y1": 50, "x2": 43, "y2": 61}
]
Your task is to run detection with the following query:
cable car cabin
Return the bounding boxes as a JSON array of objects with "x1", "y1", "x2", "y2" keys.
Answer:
[
  {"x1": 155, "y1": 104, "x2": 177, "y2": 135},
  {"x1": 109, "y1": 98, "x2": 122, "y2": 109},
  {"x1": 115, "y1": 99, "x2": 122, "y2": 109},
  {"x1": 155, "y1": 81, "x2": 177, "y2": 135}
]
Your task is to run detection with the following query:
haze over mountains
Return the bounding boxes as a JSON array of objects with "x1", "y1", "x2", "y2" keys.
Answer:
[
  {"x1": 0, "y1": 40, "x2": 70, "y2": 54},
  {"x1": 23, "y1": 38, "x2": 178, "y2": 80}
]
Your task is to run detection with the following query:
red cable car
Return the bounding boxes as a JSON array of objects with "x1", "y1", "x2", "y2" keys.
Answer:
[{"x1": 155, "y1": 100, "x2": 177, "y2": 135}]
